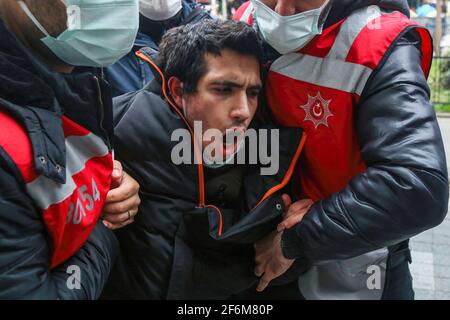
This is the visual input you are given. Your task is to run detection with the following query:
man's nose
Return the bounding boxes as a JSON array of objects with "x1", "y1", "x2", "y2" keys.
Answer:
[
  {"x1": 274, "y1": 0, "x2": 297, "y2": 16},
  {"x1": 230, "y1": 93, "x2": 252, "y2": 122}
]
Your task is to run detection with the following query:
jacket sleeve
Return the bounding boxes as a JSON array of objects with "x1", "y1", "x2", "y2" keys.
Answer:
[
  {"x1": 0, "y1": 152, "x2": 119, "y2": 299},
  {"x1": 282, "y1": 30, "x2": 449, "y2": 263}
]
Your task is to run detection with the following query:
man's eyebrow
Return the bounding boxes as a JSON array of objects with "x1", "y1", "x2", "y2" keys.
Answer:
[
  {"x1": 210, "y1": 80, "x2": 243, "y2": 88},
  {"x1": 210, "y1": 80, "x2": 262, "y2": 90}
]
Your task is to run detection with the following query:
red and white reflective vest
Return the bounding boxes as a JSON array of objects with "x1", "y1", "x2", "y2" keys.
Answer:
[
  {"x1": 236, "y1": 3, "x2": 432, "y2": 202},
  {"x1": 0, "y1": 112, "x2": 113, "y2": 268}
]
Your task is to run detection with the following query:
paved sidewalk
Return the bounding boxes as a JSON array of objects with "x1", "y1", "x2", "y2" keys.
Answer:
[
  {"x1": 410, "y1": 213, "x2": 450, "y2": 299},
  {"x1": 410, "y1": 117, "x2": 450, "y2": 300}
]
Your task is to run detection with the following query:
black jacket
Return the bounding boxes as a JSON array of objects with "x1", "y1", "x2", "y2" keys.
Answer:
[
  {"x1": 281, "y1": 0, "x2": 449, "y2": 263},
  {"x1": 103, "y1": 59, "x2": 305, "y2": 299},
  {"x1": 0, "y1": 19, "x2": 118, "y2": 299}
]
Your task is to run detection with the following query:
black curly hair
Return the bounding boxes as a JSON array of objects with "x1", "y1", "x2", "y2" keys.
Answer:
[{"x1": 157, "y1": 19, "x2": 263, "y2": 94}]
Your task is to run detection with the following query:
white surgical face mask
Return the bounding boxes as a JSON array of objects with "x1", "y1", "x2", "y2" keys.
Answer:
[
  {"x1": 18, "y1": 0, "x2": 139, "y2": 67},
  {"x1": 251, "y1": 0, "x2": 331, "y2": 54},
  {"x1": 139, "y1": 0, "x2": 182, "y2": 21}
]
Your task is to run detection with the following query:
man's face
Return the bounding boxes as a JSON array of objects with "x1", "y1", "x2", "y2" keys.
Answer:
[
  {"x1": 183, "y1": 49, "x2": 262, "y2": 158},
  {"x1": 21, "y1": 0, "x2": 68, "y2": 37},
  {"x1": 4, "y1": 0, "x2": 69, "y2": 69},
  {"x1": 258, "y1": 0, "x2": 327, "y2": 15}
]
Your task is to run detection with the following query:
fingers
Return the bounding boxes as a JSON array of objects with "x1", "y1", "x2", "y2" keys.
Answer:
[
  {"x1": 253, "y1": 232, "x2": 295, "y2": 293},
  {"x1": 102, "y1": 170, "x2": 140, "y2": 230},
  {"x1": 277, "y1": 211, "x2": 307, "y2": 231},
  {"x1": 103, "y1": 206, "x2": 139, "y2": 227},
  {"x1": 103, "y1": 193, "x2": 141, "y2": 217},
  {"x1": 102, "y1": 190, "x2": 140, "y2": 230},
  {"x1": 281, "y1": 194, "x2": 292, "y2": 211},
  {"x1": 110, "y1": 160, "x2": 124, "y2": 189},
  {"x1": 254, "y1": 232, "x2": 276, "y2": 277},
  {"x1": 278, "y1": 199, "x2": 314, "y2": 232},
  {"x1": 105, "y1": 172, "x2": 140, "y2": 203},
  {"x1": 286, "y1": 199, "x2": 313, "y2": 217},
  {"x1": 102, "y1": 207, "x2": 138, "y2": 229},
  {"x1": 282, "y1": 197, "x2": 311, "y2": 220},
  {"x1": 256, "y1": 271, "x2": 273, "y2": 292},
  {"x1": 256, "y1": 257, "x2": 295, "y2": 292},
  {"x1": 254, "y1": 249, "x2": 267, "y2": 278},
  {"x1": 254, "y1": 261, "x2": 265, "y2": 277},
  {"x1": 254, "y1": 252, "x2": 268, "y2": 279},
  {"x1": 277, "y1": 207, "x2": 309, "y2": 232},
  {"x1": 103, "y1": 215, "x2": 135, "y2": 230}
]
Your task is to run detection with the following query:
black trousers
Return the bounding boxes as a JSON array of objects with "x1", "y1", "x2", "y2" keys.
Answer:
[{"x1": 381, "y1": 249, "x2": 415, "y2": 300}]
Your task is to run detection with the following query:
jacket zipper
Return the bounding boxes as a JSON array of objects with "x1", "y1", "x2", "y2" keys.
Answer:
[
  {"x1": 93, "y1": 75, "x2": 111, "y2": 150},
  {"x1": 207, "y1": 133, "x2": 307, "y2": 237}
]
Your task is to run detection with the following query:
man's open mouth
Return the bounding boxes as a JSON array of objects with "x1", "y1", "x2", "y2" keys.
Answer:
[{"x1": 222, "y1": 127, "x2": 246, "y2": 158}]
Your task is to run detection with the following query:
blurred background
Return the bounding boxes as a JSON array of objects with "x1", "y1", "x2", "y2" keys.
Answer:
[
  {"x1": 408, "y1": 0, "x2": 450, "y2": 113},
  {"x1": 195, "y1": 0, "x2": 245, "y2": 19}
]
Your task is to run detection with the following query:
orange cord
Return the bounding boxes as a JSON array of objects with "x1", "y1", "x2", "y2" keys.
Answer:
[{"x1": 136, "y1": 51, "x2": 205, "y2": 207}]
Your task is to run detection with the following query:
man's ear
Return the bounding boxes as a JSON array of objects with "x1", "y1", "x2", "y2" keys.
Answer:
[{"x1": 167, "y1": 76, "x2": 183, "y2": 109}]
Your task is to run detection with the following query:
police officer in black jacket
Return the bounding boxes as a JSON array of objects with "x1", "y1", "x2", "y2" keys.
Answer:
[{"x1": 244, "y1": 0, "x2": 449, "y2": 300}]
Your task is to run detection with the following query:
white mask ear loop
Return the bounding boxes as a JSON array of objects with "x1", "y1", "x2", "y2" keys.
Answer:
[
  {"x1": 181, "y1": 98, "x2": 188, "y2": 119},
  {"x1": 179, "y1": 84, "x2": 189, "y2": 119},
  {"x1": 17, "y1": 1, "x2": 51, "y2": 37}
]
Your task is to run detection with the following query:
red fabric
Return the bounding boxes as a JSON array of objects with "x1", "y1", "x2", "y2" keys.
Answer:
[
  {"x1": 415, "y1": 27, "x2": 433, "y2": 78},
  {"x1": 0, "y1": 111, "x2": 113, "y2": 268},
  {"x1": 266, "y1": 75, "x2": 366, "y2": 201},
  {"x1": 233, "y1": 1, "x2": 253, "y2": 24},
  {"x1": 62, "y1": 115, "x2": 91, "y2": 138},
  {"x1": 44, "y1": 151, "x2": 112, "y2": 268},
  {"x1": 266, "y1": 12, "x2": 433, "y2": 202},
  {"x1": 0, "y1": 112, "x2": 37, "y2": 182},
  {"x1": 299, "y1": 19, "x2": 345, "y2": 58},
  {"x1": 346, "y1": 12, "x2": 414, "y2": 69}
]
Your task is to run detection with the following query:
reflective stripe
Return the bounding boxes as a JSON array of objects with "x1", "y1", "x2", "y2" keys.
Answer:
[
  {"x1": 270, "y1": 52, "x2": 372, "y2": 95},
  {"x1": 27, "y1": 133, "x2": 109, "y2": 210},
  {"x1": 327, "y1": 5, "x2": 382, "y2": 60},
  {"x1": 239, "y1": 2, "x2": 253, "y2": 23}
]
